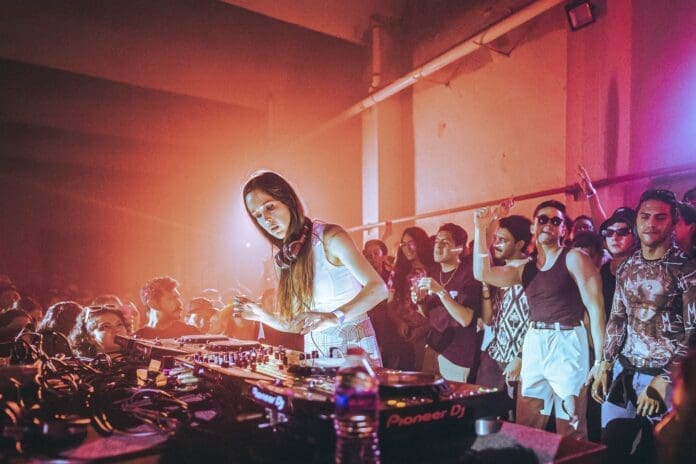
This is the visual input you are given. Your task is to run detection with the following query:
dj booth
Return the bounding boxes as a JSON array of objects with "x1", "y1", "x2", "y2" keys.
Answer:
[{"x1": 0, "y1": 334, "x2": 605, "y2": 463}]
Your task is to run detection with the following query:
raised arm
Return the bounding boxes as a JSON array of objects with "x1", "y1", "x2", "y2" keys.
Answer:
[
  {"x1": 485, "y1": 198, "x2": 514, "y2": 247},
  {"x1": 473, "y1": 207, "x2": 524, "y2": 288},
  {"x1": 577, "y1": 165, "x2": 607, "y2": 226}
]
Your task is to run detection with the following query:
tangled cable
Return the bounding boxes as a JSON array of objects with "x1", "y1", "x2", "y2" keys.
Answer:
[{"x1": 1, "y1": 329, "x2": 194, "y2": 457}]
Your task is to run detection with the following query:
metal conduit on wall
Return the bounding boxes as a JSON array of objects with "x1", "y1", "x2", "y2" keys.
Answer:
[
  {"x1": 279, "y1": 0, "x2": 565, "y2": 152},
  {"x1": 346, "y1": 162, "x2": 696, "y2": 233}
]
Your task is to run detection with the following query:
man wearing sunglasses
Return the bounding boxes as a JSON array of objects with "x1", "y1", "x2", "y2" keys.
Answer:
[
  {"x1": 474, "y1": 200, "x2": 605, "y2": 439},
  {"x1": 598, "y1": 208, "x2": 638, "y2": 320},
  {"x1": 592, "y1": 189, "x2": 696, "y2": 447}
]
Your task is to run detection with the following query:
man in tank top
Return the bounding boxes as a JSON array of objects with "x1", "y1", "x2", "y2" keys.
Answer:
[{"x1": 473, "y1": 200, "x2": 606, "y2": 439}]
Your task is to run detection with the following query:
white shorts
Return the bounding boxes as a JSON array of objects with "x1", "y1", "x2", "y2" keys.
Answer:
[{"x1": 520, "y1": 325, "x2": 589, "y2": 418}]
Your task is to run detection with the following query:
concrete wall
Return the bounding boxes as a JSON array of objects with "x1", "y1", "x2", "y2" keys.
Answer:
[
  {"x1": 409, "y1": 6, "x2": 568, "y2": 242},
  {"x1": 384, "y1": 0, "x2": 695, "y2": 247}
]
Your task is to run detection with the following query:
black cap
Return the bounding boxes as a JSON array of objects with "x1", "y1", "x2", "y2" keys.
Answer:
[
  {"x1": 599, "y1": 207, "x2": 636, "y2": 234},
  {"x1": 677, "y1": 201, "x2": 696, "y2": 225}
]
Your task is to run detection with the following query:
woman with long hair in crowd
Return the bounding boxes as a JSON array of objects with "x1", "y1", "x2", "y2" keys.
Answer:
[
  {"x1": 36, "y1": 301, "x2": 83, "y2": 356},
  {"x1": 69, "y1": 305, "x2": 128, "y2": 358},
  {"x1": 233, "y1": 171, "x2": 387, "y2": 365},
  {"x1": 385, "y1": 226, "x2": 434, "y2": 370}
]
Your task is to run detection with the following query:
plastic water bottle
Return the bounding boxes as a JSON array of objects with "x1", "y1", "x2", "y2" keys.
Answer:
[{"x1": 334, "y1": 347, "x2": 380, "y2": 464}]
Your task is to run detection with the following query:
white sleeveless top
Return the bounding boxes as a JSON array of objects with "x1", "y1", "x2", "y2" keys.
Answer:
[
  {"x1": 306, "y1": 221, "x2": 380, "y2": 365},
  {"x1": 311, "y1": 222, "x2": 364, "y2": 320}
]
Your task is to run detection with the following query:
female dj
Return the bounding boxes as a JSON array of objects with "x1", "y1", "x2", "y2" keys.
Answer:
[{"x1": 233, "y1": 171, "x2": 386, "y2": 365}]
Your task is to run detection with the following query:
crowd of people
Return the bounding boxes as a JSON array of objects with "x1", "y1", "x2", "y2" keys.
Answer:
[
  {"x1": 0, "y1": 278, "x2": 270, "y2": 361},
  {"x1": 1, "y1": 169, "x2": 694, "y2": 462}
]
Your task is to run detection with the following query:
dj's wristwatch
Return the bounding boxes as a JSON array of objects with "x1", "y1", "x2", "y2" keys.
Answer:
[{"x1": 331, "y1": 309, "x2": 346, "y2": 325}]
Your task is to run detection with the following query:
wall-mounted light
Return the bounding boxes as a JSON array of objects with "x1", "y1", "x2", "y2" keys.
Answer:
[{"x1": 565, "y1": 1, "x2": 595, "y2": 31}]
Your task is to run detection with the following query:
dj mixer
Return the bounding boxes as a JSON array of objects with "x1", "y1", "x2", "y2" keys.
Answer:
[{"x1": 115, "y1": 334, "x2": 510, "y2": 438}]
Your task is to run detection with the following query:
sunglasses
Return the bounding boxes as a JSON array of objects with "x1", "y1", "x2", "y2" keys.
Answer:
[
  {"x1": 602, "y1": 227, "x2": 632, "y2": 238},
  {"x1": 85, "y1": 304, "x2": 118, "y2": 315},
  {"x1": 639, "y1": 189, "x2": 677, "y2": 206},
  {"x1": 536, "y1": 215, "x2": 564, "y2": 227}
]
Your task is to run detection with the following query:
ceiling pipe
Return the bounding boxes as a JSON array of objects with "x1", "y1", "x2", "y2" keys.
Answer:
[
  {"x1": 367, "y1": 18, "x2": 383, "y2": 93},
  {"x1": 281, "y1": 0, "x2": 564, "y2": 150}
]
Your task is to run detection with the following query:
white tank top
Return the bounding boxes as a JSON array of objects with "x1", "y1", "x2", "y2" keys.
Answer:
[{"x1": 310, "y1": 222, "x2": 364, "y2": 318}]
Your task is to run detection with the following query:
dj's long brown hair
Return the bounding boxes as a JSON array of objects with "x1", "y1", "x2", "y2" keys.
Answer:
[{"x1": 242, "y1": 171, "x2": 314, "y2": 322}]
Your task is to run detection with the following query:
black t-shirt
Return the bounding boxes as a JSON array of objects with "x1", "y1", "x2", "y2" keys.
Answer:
[
  {"x1": 423, "y1": 258, "x2": 482, "y2": 367},
  {"x1": 135, "y1": 320, "x2": 200, "y2": 339}
]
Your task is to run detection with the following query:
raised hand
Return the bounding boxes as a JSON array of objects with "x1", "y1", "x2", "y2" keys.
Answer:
[
  {"x1": 576, "y1": 164, "x2": 596, "y2": 196},
  {"x1": 493, "y1": 197, "x2": 515, "y2": 220},
  {"x1": 474, "y1": 207, "x2": 496, "y2": 229}
]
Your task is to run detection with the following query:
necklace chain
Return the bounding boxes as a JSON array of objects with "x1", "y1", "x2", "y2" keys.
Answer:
[{"x1": 439, "y1": 263, "x2": 459, "y2": 288}]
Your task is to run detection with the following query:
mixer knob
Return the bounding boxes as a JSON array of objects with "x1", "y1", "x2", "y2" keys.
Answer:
[
  {"x1": 312, "y1": 350, "x2": 319, "y2": 359},
  {"x1": 299, "y1": 353, "x2": 305, "y2": 361}
]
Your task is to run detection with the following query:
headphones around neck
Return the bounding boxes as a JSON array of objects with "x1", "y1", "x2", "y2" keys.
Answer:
[{"x1": 274, "y1": 219, "x2": 312, "y2": 270}]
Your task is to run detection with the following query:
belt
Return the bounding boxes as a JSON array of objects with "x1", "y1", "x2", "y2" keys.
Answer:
[
  {"x1": 619, "y1": 354, "x2": 664, "y2": 374},
  {"x1": 530, "y1": 321, "x2": 581, "y2": 330}
]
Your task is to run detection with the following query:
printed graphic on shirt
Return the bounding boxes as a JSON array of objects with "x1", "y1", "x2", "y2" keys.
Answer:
[
  {"x1": 603, "y1": 247, "x2": 696, "y2": 373},
  {"x1": 488, "y1": 285, "x2": 530, "y2": 363}
]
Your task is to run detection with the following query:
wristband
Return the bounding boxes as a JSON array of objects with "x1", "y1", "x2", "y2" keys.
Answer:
[
  {"x1": 437, "y1": 289, "x2": 448, "y2": 299},
  {"x1": 332, "y1": 309, "x2": 346, "y2": 325},
  {"x1": 476, "y1": 252, "x2": 490, "y2": 258}
]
